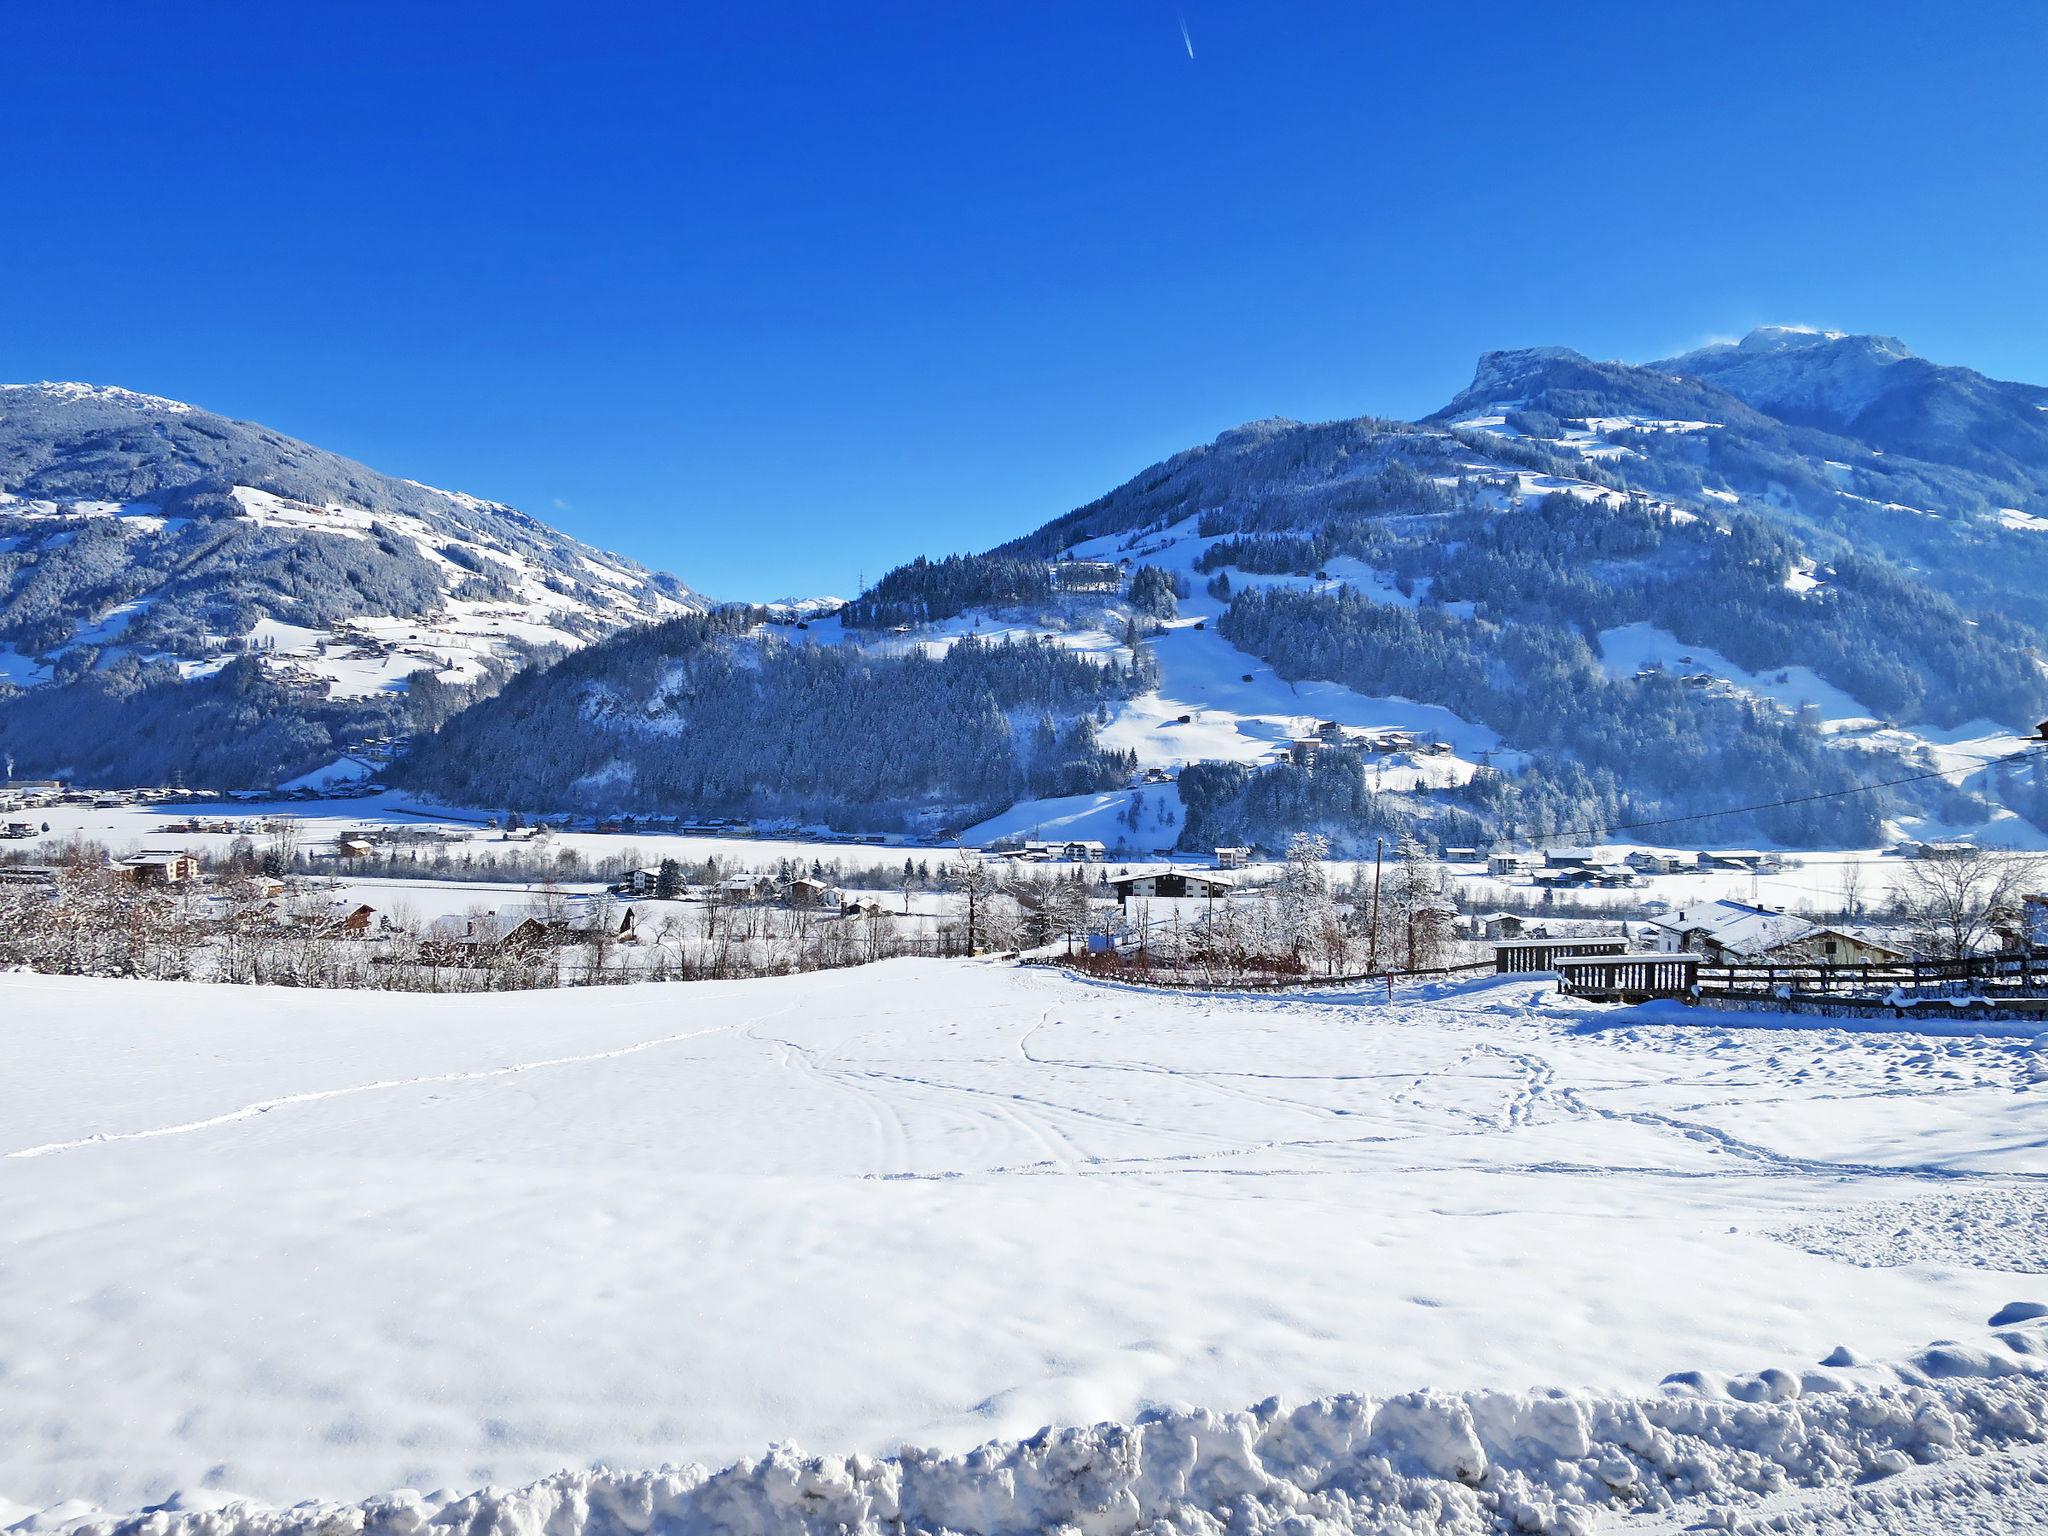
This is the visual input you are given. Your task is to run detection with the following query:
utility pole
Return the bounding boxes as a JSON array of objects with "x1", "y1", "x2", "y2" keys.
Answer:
[{"x1": 1368, "y1": 836, "x2": 1385, "y2": 974}]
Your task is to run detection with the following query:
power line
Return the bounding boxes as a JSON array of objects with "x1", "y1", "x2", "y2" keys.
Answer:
[{"x1": 1524, "y1": 747, "x2": 2038, "y2": 849}]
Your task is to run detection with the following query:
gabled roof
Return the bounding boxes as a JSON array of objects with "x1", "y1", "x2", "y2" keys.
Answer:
[{"x1": 1645, "y1": 899, "x2": 1815, "y2": 957}]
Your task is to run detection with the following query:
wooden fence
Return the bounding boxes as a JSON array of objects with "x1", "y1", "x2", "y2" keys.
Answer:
[
  {"x1": 1554, "y1": 948, "x2": 2048, "y2": 1009},
  {"x1": 1694, "y1": 950, "x2": 2048, "y2": 1000},
  {"x1": 1552, "y1": 953, "x2": 1700, "y2": 1001},
  {"x1": 1035, "y1": 954, "x2": 1498, "y2": 993}
]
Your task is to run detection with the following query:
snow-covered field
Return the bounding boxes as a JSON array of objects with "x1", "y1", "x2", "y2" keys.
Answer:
[{"x1": 4, "y1": 963, "x2": 2045, "y2": 1534}]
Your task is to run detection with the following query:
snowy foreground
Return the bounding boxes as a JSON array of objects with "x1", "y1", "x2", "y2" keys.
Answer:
[{"x1": 4, "y1": 964, "x2": 2048, "y2": 1534}]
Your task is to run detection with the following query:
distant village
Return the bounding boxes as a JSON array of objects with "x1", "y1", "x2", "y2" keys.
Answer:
[{"x1": 3, "y1": 767, "x2": 2041, "y2": 1009}]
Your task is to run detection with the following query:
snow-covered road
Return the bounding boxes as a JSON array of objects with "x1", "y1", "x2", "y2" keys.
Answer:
[{"x1": 2, "y1": 963, "x2": 2044, "y2": 1529}]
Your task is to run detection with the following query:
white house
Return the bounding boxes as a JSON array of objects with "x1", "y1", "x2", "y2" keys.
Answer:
[{"x1": 1643, "y1": 899, "x2": 1816, "y2": 962}]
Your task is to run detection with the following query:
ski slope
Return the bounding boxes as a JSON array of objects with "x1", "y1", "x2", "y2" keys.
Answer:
[{"x1": 3, "y1": 964, "x2": 2045, "y2": 1531}]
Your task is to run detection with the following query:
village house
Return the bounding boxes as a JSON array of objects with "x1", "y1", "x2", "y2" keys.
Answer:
[
  {"x1": 1694, "y1": 850, "x2": 1785, "y2": 873},
  {"x1": 1804, "y1": 927, "x2": 1908, "y2": 964},
  {"x1": 1543, "y1": 848, "x2": 1617, "y2": 871},
  {"x1": 1643, "y1": 899, "x2": 1820, "y2": 963},
  {"x1": 560, "y1": 903, "x2": 637, "y2": 944},
  {"x1": 1537, "y1": 866, "x2": 1641, "y2": 891},
  {"x1": 1487, "y1": 852, "x2": 1542, "y2": 877},
  {"x1": 1625, "y1": 851, "x2": 1689, "y2": 875},
  {"x1": 1213, "y1": 846, "x2": 1253, "y2": 870},
  {"x1": 1470, "y1": 911, "x2": 1529, "y2": 941},
  {"x1": 420, "y1": 911, "x2": 549, "y2": 963},
  {"x1": 334, "y1": 836, "x2": 376, "y2": 861},
  {"x1": 116, "y1": 849, "x2": 201, "y2": 884},
  {"x1": 419, "y1": 902, "x2": 635, "y2": 962},
  {"x1": 1, "y1": 821, "x2": 37, "y2": 840},
  {"x1": 785, "y1": 876, "x2": 839, "y2": 909},
  {"x1": 1110, "y1": 869, "x2": 1236, "y2": 902},
  {"x1": 1022, "y1": 839, "x2": 1106, "y2": 863},
  {"x1": 295, "y1": 902, "x2": 380, "y2": 937},
  {"x1": 618, "y1": 867, "x2": 664, "y2": 897}
]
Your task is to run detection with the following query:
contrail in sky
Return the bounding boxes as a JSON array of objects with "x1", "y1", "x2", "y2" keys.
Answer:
[{"x1": 1179, "y1": 14, "x2": 1194, "y2": 57}]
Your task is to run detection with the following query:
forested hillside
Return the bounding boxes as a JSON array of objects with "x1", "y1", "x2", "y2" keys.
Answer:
[{"x1": 396, "y1": 607, "x2": 1147, "y2": 830}]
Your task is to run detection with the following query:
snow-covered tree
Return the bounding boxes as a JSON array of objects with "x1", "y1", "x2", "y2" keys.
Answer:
[{"x1": 1278, "y1": 832, "x2": 1332, "y2": 966}]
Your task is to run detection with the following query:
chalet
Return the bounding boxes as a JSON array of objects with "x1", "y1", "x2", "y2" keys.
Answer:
[
  {"x1": 1022, "y1": 839, "x2": 1106, "y2": 863},
  {"x1": 1625, "y1": 851, "x2": 1689, "y2": 875},
  {"x1": 1643, "y1": 900, "x2": 1816, "y2": 962},
  {"x1": 785, "y1": 876, "x2": 840, "y2": 908},
  {"x1": 1805, "y1": 927, "x2": 1908, "y2": 964},
  {"x1": 841, "y1": 895, "x2": 895, "y2": 919},
  {"x1": 116, "y1": 849, "x2": 200, "y2": 884},
  {"x1": 559, "y1": 903, "x2": 637, "y2": 943},
  {"x1": 1694, "y1": 850, "x2": 1784, "y2": 873},
  {"x1": 334, "y1": 836, "x2": 376, "y2": 860},
  {"x1": 1543, "y1": 848, "x2": 1612, "y2": 870},
  {"x1": 1487, "y1": 852, "x2": 1542, "y2": 877},
  {"x1": 1537, "y1": 866, "x2": 1640, "y2": 891},
  {"x1": 1, "y1": 821, "x2": 36, "y2": 840},
  {"x1": 1111, "y1": 869, "x2": 1235, "y2": 902},
  {"x1": 297, "y1": 902, "x2": 380, "y2": 937},
  {"x1": 0, "y1": 865, "x2": 59, "y2": 890},
  {"x1": 618, "y1": 867, "x2": 664, "y2": 897},
  {"x1": 1471, "y1": 911, "x2": 1528, "y2": 941},
  {"x1": 1213, "y1": 846, "x2": 1253, "y2": 870},
  {"x1": 420, "y1": 911, "x2": 550, "y2": 962},
  {"x1": 1442, "y1": 847, "x2": 1482, "y2": 864}
]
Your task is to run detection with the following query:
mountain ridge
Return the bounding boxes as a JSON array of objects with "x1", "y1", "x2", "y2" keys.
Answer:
[
  {"x1": 397, "y1": 325, "x2": 2048, "y2": 852},
  {"x1": 0, "y1": 381, "x2": 703, "y2": 787}
]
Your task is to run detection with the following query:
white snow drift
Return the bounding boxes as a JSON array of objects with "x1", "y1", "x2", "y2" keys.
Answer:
[{"x1": 2, "y1": 964, "x2": 2045, "y2": 1532}]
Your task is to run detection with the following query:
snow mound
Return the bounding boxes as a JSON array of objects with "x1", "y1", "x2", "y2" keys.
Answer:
[{"x1": 25, "y1": 1327, "x2": 2048, "y2": 1536}]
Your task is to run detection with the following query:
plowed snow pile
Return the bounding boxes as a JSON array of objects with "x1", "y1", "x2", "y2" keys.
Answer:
[{"x1": 3, "y1": 964, "x2": 2045, "y2": 1533}]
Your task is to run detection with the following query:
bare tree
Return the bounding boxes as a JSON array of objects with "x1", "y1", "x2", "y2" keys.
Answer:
[{"x1": 1891, "y1": 847, "x2": 2042, "y2": 960}]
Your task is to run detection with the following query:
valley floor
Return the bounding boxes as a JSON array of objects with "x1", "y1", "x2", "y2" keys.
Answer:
[{"x1": 2, "y1": 963, "x2": 2045, "y2": 1533}]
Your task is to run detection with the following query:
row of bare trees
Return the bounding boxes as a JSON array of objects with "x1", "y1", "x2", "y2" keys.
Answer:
[{"x1": 0, "y1": 865, "x2": 968, "y2": 991}]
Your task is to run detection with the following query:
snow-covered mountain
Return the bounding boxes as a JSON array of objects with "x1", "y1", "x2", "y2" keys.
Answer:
[
  {"x1": 402, "y1": 327, "x2": 2048, "y2": 853},
  {"x1": 0, "y1": 382, "x2": 702, "y2": 786},
  {"x1": 1657, "y1": 327, "x2": 2048, "y2": 495}
]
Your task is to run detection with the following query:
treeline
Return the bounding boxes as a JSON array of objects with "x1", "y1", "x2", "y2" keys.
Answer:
[
  {"x1": 839, "y1": 553, "x2": 1056, "y2": 628},
  {"x1": 397, "y1": 608, "x2": 1146, "y2": 828},
  {"x1": 1174, "y1": 753, "x2": 1492, "y2": 856},
  {"x1": 0, "y1": 651, "x2": 510, "y2": 789}
]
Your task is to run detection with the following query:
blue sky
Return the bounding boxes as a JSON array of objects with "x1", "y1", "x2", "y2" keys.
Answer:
[{"x1": 4, "y1": 2, "x2": 2043, "y2": 598}]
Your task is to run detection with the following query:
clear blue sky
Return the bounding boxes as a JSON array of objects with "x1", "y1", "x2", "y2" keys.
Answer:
[{"x1": 5, "y1": 2, "x2": 2044, "y2": 598}]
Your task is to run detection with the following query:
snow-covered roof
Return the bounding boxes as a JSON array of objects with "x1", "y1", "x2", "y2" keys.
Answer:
[{"x1": 1645, "y1": 900, "x2": 1816, "y2": 958}]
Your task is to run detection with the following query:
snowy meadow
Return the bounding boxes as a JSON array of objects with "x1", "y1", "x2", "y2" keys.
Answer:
[{"x1": 4, "y1": 961, "x2": 2046, "y2": 1533}]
